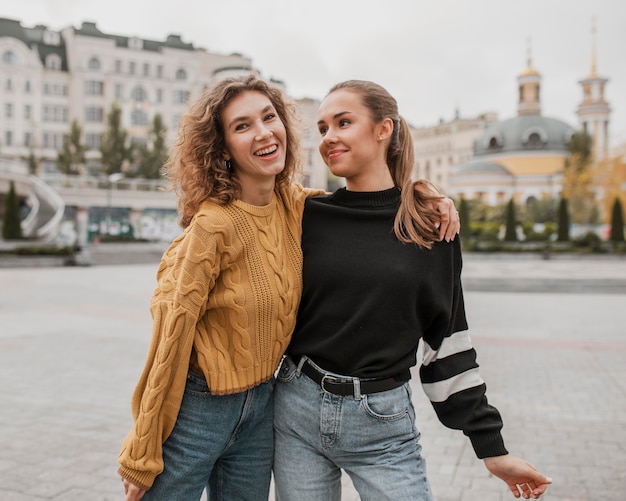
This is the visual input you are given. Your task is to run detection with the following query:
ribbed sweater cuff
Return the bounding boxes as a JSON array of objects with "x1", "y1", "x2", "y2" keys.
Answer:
[
  {"x1": 468, "y1": 431, "x2": 508, "y2": 459},
  {"x1": 117, "y1": 465, "x2": 155, "y2": 492}
]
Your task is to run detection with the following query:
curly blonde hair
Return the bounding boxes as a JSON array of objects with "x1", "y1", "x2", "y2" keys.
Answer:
[{"x1": 163, "y1": 75, "x2": 301, "y2": 228}]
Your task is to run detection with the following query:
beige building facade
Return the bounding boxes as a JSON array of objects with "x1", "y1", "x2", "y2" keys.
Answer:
[{"x1": 0, "y1": 17, "x2": 328, "y2": 189}]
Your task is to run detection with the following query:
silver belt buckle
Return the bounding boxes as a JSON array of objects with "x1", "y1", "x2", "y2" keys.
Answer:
[{"x1": 320, "y1": 373, "x2": 341, "y2": 393}]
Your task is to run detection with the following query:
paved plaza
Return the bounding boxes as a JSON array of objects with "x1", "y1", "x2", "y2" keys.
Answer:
[{"x1": 0, "y1": 251, "x2": 625, "y2": 500}]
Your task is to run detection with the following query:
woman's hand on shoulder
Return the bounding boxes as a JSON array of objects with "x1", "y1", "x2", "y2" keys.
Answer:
[{"x1": 413, "y1": 182, "x2": 460, "y2": 242}]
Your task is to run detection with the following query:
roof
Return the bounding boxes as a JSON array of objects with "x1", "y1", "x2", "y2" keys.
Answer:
[{"x1": 474, "y1": 114, "x2": 575, "y2": 156}]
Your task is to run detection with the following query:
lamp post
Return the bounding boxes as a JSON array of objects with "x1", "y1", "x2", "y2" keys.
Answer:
[{"x1": 105, "y1": 172, "x2": 125, "y2": 236}]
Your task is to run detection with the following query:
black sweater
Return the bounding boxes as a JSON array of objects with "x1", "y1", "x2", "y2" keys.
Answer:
[{"x1": 287, "y1": 187, "x2": 508, "y2": 458}]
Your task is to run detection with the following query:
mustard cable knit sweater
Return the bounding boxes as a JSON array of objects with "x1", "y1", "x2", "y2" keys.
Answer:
[{"x1": 118, "y1": 183, "x2": 320, "y2": 490}]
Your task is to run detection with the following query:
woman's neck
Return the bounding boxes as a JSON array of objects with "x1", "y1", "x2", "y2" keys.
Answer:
[{"x1": 344, "y1": 167, "x2": 394, "y2": 192}]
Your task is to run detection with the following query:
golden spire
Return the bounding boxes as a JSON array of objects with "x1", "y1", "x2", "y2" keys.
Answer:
[
  {"x1": 519, "y1": 37, "x2": 539, "y2": 76},
  {"x1": 590, "y1": 17, "x2": 598, "y2": 77}
]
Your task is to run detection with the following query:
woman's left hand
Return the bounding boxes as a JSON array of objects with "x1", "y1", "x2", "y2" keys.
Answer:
[{"x1": 484, "y1": 454, "x2": 552, "y2": 499}]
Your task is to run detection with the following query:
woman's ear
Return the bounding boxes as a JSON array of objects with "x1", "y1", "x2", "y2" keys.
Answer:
[{"x1": 377, "y1": 117, "x2": 394, "y2": 142}]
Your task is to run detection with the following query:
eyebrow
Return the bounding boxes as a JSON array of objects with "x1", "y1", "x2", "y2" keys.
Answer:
[
  {"x1": 228, "y1": 104, "x2": 274, "y2": 128},
  {"x1": 317, "y1": 110, "x2": 351, "y2": 126}
]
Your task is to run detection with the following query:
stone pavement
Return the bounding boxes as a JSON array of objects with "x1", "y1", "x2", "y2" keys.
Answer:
[{"x1": 0, "y1": 253, "x2": 625, "y2": 500}]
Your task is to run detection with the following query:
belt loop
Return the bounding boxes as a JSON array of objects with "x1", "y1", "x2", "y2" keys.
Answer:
[
  {"x1": 296, "y1": 355, "x2": 307, "y2": 376},
  {"x1": 353, "y1": 378, "x2": 362, "y2": 400}
]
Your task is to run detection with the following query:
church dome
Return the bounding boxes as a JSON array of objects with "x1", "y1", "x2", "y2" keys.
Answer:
[{"x1": 474, "y1": 114, "x2": 575, "y2": 156}]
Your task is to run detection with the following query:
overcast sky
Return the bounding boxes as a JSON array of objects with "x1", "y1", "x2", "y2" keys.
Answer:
[{"x1": 2, "y1": 0, "x2": 625, "y2": 148}]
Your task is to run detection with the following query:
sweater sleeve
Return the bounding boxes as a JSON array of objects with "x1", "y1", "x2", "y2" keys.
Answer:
[
  {"x1": 419, "y1": 239, "x2": 508, "y2": 459},
  {"x1": 117, "y1": 217, "x2": 222, "y2": 490}
]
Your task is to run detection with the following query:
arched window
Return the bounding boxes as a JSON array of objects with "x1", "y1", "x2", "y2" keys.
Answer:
[
  {"x1": 522, "y1": 127, "x2": 547, "y2": 149},
  {"x1": 175, "y1": 68, "x2": 187, "y2": 80},
  {"x1": 486, "y1": 134, "x2": 503, "y2": 152},
  {"x1": 131, "y1": 86, "x2": 148, "y2": 102},
  {"x1": 88, "y1": 57, "x2": 101, "y2": 70},
  {"x1": 2, "y1": 50, "x2": 18, "y2": 64}
]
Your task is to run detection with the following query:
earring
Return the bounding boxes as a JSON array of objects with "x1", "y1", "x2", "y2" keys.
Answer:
[
  {"x1": 378, "y1": 136, "x2": 383, "y2": 141},
  {"x1": 225, "y1": 159, "x2": 232, "y2": 171}
]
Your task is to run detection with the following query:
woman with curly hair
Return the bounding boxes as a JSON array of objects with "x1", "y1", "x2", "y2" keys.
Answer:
[{"x1": 117, "y1": 75, "x2": 326, "y2": 500}]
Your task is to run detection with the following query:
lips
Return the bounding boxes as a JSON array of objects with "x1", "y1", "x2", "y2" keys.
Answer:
[
  {"x1": 254, "y1": 145, "x2": 278, "y2": 156},
  {"x1": 327, "y1": 149, "x2": 345, "y2": 161}
]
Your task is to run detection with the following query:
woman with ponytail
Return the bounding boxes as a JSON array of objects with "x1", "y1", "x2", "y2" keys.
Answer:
[{"x1": 274, "y1": 80, "x2": 552, "y2": 500}]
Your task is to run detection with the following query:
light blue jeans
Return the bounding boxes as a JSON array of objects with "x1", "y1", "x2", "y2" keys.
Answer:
[
  {"x1": 273, "y1": 356, "x2": 432, "y2": 501},
  {"x1": 143, "y1": 369, "x2": 275, "y2": 501}
]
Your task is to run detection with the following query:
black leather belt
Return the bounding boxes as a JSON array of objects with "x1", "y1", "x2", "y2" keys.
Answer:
[{"x1": 300, "y1": 358, "x2": 410, "y2": 396}]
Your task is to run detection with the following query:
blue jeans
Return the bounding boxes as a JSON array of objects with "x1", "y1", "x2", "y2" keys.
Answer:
[
  {"x1": 273, "y1": 356, "x2": 432, "y2": 501},
  {"x1": 144, "y1": 369, "x2": 275, "y2": 501}
]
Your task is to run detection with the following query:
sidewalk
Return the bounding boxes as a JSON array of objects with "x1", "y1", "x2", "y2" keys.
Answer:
[{"x1": 0, "y1": 257, "x2": 624, "y2": 500}]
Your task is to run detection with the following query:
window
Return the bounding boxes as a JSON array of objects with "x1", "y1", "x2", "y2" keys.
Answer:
[
  {"x1": 43, "y1": 132, "x2": 63, "y2": 149},
  {"x1": 172, "y1": 114, "x2": 181, "y2": 130},
  {"x1": 175, "y1": 68, "x2": 187, "y2": 80},
  {"x1": 45, "y1": 54, "x2": 62, "y2": 70},
  {"x1": 2, "y1": 50, "x2": 17, "y2": 64},
  {"x1": 5, "y1": 78, "x2": 12, "y2": 91},
  {"x1": 131, "y1": 110, "x2": 148, "y2": 126},
  {"x1": 86, "y1": 133, "x2": 102, "y2": 149},
  {"x1": 143, "y1": 63, "x2": 150, "y2": 77},
  {"x1": 173, "y1": 90, "x2": 190, "y2": 104},
  {"x1": 5, "y1": 103, "x2": 13, "y2": 118},
  {"x1": 25, "y1": 80, "x2": 31, "y2": 92},
  {"x1": 131, "y1": 86, "x2": 147, "y2": 102},
  {"x1": 24, "y1": 132, "x2": 32, "y2": 147},
  {"x1": 43, "y1": 105, "x2": 68, "y2": 123},
  {"x1": 522, "y1": 127, "x2": 547, "y2": 149},
  {"x1": 130, "y1": 137, "x2": 148, "y2": 147},
  {"x1": 43, "y1": 83, "x2": 68, "y2": 96},
  {"x1": 156, "y1": 65, "x2": 163, "y2": 78},
  {"x1": 115, "y1": 60, "x2": 122, "y2": 73},
  {"x1": 85, "y1": 80, "x2": 104, "y2": 96},
  {"x1": 156, "y1": 88, "x2": 163, "y2": 103},
  {"x1": 24, "y1": 105, "x2": 31, "y2": 120},
  {"x1": 115, "y1": 84, "x2": 123, "y2": 99},
  {"x1": 486, "y1": 134, "x2": 503, "y2": 152},
  {"x1": 4, "y1": 131, "x2": 12, "y2": 146},
  {"x1": 129, "y1": 61, "x2": 136, "y2": 75},
  {"x1": 85, "y1": 107, "x2": 104, "y2": 122},
  {"x1": 88, "y1": 57, "x2": 101, "y2": 70}
]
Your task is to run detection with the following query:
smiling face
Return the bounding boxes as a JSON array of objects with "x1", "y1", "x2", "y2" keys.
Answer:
[
  {"x1": 221, "y1": 90, "x2": 287, "y2": 196},
  {"x1": 317, "y1": 89, "x2": 393, "y2": 190}
]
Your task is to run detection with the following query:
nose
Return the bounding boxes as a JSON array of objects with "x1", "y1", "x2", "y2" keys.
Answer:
[
  {"x1": 321, "y1": 127, "x2": 337, "y2": 145},
  {"x1": 256, "y1": 124, "x2": 273, "y2": 140}
]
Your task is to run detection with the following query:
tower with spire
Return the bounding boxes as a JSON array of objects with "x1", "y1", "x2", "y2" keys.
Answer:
[
  {"x1": 517, "y1": 40, "x2": 542, "y2": 116},
  {"x1": 577, "y1": 19, "x2": 611, "y2": 160}
]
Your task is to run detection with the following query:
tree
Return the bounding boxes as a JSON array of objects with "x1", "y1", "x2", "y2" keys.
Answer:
[
  {"x1": 562, "y1": 131, "x2": 595, "y2": 224},
  {"x1": 135, "y1": 114, "x2": 168, "y2": 179},
  {"x1": 28, "y1": 151, "x2": 40, "y2": 176},
  {"x1": 459, "y1": 197, "x2": 471, "y2": 243},
  {"x1": 610, "y1": 197, "x2": 625, "y2": 243},
  {"x1": 503, "y1": 198, "x2": 518, "y2": 242},
  {"x1": 100, "y1": 103, "x2": 132, "y2": 176},
  {"x1": 57, "y1": 120, "x2": 86, "y2": 176},
  {"x1": 2, "y1": 180, "x2": 23, "y2": 240},
  {"x1": 557, "y1": 197, "x2": 570, "y2": 242}
]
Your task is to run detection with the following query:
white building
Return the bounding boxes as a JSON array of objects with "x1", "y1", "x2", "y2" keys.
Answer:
[
  {"x1": 411, "y1": 111, "x2": 498, "y2": 193},
  {"x1": 0, "y1": 17, "x2": 328, "y2": 189}
]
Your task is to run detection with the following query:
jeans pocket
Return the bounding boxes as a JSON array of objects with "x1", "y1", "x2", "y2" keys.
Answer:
[
  {"x1": 184, "y1": 368, "x2": 211, "y2": 396},
  {"x1": 276, "y1": 357, "x2": 297, "y2": 383},
  {"x1": 362, "y1": 383, "x2": 410, "y2": 421}
]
